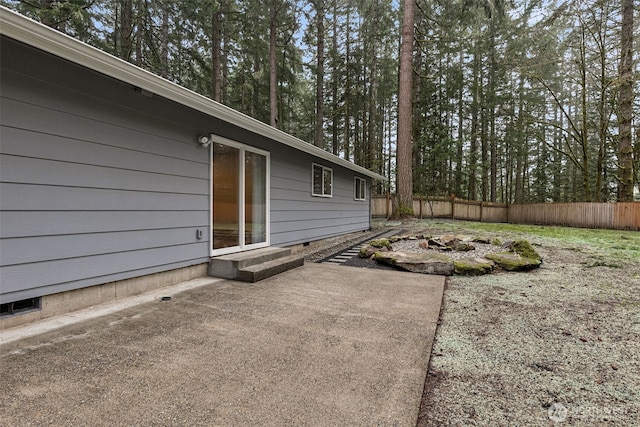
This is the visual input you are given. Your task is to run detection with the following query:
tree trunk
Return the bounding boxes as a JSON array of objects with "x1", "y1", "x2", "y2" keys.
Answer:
[
  {"x1": 578, "y1": 29, "x2": 592, "y2": 202},
  {"x1": 211, "y1": 2, "x2": 223, "y2": 102},
  {"x1": 344, "y1": 3, "x2": 351, "y2": 161},
  {"x1": 331, "y1": 1, "x2": 339, "y2": 156},
  {"x1": 134, "y1": 0, "x2": 142, "y2": 66},
  {"x1": 489, "y1": 21, "x2": 497, "y2": 202},
  {"x1": 618, "y1": 0, "x2": 634, "y2": 201},
  {"x1": 314, "y1": 0, "x2": 325, "y2": 148},
  {"x1": 455, "y1": 48, "x2": 464, "y2": 197},
  {"x1": 514, "y1": 76, "x2": 525, "y2": 203},
  {"x1": 269, "y1": 0, "x2": 278, "y2": 128},
  {"x1": 119, "y1": 0, "x2": 133, "y2": 61},
  {"x1": 396, "y1": 0, "x2": 415, "y2": 214},
  {"x1": 160, "y1": 1, "x2": 169, "y2": 79},
  {"x1": 480, "y1": 68, "x2": 488, "y2": 202},
  {"x1": 469, "y1": 44, "x2": 479, "y2": 200}
]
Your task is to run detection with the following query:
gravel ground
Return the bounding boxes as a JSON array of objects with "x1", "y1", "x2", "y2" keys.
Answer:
[
  {"x1": 299, "y1": 229, "x2": 386, "y2": 262},
  {"x1": 400, "y1": 220, "x2": 640, "y2": 426},
  {"x1": 391, "y1": 239, "x2": 501, "y2": 261}
]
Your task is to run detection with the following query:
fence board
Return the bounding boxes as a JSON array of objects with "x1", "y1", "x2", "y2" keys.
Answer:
[
  {"x1": 371, "y1": 196, "x2": 639, "y2": 231},
  {"x1": 509, "y1": 202, "x2": 639, "y2": 230}
]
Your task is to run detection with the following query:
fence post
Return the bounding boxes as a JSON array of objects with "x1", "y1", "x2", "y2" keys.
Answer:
[
  {"x1": 480, "y1": 201, "x2": 484, "y2": 222},
  {"x1": 451, "y1": 196, "x2": 456, "y2": 219},
  {"x1": 386, "y1": 193, "x2": 390, "y2": 219},
  {"x1": 419, "y1": 196, "x2": 423, "y2": 219}
]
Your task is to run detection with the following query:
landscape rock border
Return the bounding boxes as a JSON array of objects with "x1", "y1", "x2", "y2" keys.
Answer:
[{"x1": 359, "y1": 235, "x2": 542, "y2": 276}]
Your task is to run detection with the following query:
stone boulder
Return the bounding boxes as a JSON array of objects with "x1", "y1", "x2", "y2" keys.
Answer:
[
  {"x1": 453, "y1": 258, "x2": 495, "y2": 276},
  {"x1": 439, "y1": 234, "x2": 460, "y2": 247},
  {"x1": 452, "y1": 241, "x2": 475, "y2": 252},
  {"x1": 485, "y1": 239, "x2": 542, "y2": 271},
  {"x1": 375, "y1": 251, "x2": 454, "y2": 276},
  {"x1": 369, "y1": 238, "x2": 392, "y2": 249},
  {"x1": 510, "y1": 240, "x2": 542, "y2": 262},
  {"x1": 486, "y1": 253, "x2": 541, "y2": 271},
  {"x1": 359, "y1": 244, "x2": 389, "y2": 258}
]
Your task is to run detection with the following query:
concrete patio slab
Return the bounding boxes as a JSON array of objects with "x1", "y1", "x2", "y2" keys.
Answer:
[{"x1": 0, "y1": 263, "x2": 445, "y2": 426}]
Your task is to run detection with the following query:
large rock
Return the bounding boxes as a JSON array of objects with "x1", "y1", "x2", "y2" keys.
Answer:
[
  {"x1": 375, "y1": 251, "x2": 454, "y2": 276},
  {"x1": 486, "y1": 252, "x2": 541, "y2": 271},
  {"x1": 452, "y1": 241, "x2": 475, "y2": 252},
  {"x1": 368, "y1": 238, "x2": 392, "y2": 249},
  {"x1": 359, "y1": 244, "x2": 389, "y2": 258},
  {"x1": 510, "y1": 240, "x2": 542, "y2": 262},
  {"x1": 454, "y1": 258, "x2": 495, "y2": 276},
  {"x1": 486, "y1": 239, "x2": 542, "y2": 272}
]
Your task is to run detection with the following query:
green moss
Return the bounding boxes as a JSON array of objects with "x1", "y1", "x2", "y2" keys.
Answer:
[
  {"x1": 511, "y1": 240, "x2": 542, "y2": 261},
  {"x1": 374, "y1": 251, "x2": 395, "y2": 265},
  {"x1": 491, "y1": 237, "x2": 503, "y2": 246},
  {"x1": 486, "y1": 252, "x2": 541, "y2": 271},
  {"x1": 453, "y1": 259, "x2": 494, "y2": 276},
  {"x1": 369, "y1": 238, "x2": 392, "y2": 249},
  {"x1": 393, "y1": 203, "x2": 415, "y2": 218}
]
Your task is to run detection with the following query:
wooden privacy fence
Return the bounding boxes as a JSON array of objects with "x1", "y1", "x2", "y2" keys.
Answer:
[
  {"x1": 371, "y1": 195, "x2": 508, "y2": 223},
  {"x1": 371, "y1": 195, "x2": 640, "y2": 231},
  {"x1": 508, "y1": 202, "x2": 640, "y2": 230}
]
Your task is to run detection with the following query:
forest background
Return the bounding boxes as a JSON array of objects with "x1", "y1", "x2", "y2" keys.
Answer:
[{"x1": 3, "y1": 0, "x2": 638, "y2": 204}]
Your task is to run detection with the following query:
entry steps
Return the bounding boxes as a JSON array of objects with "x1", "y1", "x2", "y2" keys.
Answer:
[{"x1": 209, "y1": 247, "x2": 304, "y2": 282}]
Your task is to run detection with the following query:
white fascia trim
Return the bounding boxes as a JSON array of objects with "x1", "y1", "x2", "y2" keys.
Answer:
[{"x1": 0, "y1": 6, "x2": 386, "y2": 182}]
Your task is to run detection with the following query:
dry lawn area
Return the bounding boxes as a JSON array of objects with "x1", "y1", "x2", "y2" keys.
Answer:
[{"x1": 377, "y1": 219, "x2": 640, "y2": 426}]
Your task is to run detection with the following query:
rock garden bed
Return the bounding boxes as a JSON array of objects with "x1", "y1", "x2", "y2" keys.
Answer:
[{"x1": 359, "y1": 234, "x2": 542, "y2": 276}]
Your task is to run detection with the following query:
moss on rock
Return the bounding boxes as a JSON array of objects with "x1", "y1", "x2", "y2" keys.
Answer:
[
  {"x1": 454, "y1": 258, "x2": 494, "y2": 276},
  {"x1": 511, "y1": 240, "x2": 542, "y2": 261},
  {"x1": 375, "y1": 251, "x2": 454, "y2": 275},
  {"x1": 369, "y1": 238, "x2": 392, "y2": 249},
  {"x1": 486, "y1": 252, "x2": 541, "y2": 271}
]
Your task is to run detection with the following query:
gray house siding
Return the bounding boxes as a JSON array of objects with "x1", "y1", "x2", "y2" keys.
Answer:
[
  {"x1": 1, "y1": 38, "x2": 212, "y2": 303},
  {"x1": 269, "y1": 151, "x2": 370, "y2": 246},
  {"x1": 1, "y1": 36, "x2": 372, "y2": 305}
]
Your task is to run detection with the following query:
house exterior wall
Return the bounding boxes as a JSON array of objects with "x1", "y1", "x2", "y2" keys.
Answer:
[
  {"x1": 1, "y1": 37, "x2": 371, "y2": 305},
  {"x1": 270, "y1": 150, "x2": 370, "y2": 246},
  {"x1": 1, "y1": 38, "x2": 211, "y2": 303}
]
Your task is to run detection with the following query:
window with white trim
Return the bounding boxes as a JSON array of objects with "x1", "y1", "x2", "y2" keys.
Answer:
[
  {"x1": 354, "y1": 177, "x2": 366, "y2": 201},
  {"x1": 312, "y1": 163, "x2": 332, "y2": 197}
]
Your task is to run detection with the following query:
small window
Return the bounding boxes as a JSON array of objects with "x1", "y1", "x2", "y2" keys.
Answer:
[
  {"x1": 0, "y1": 297, "x2": 41, "y2": 317},
  {"x1": 312, "y1": 163, "x2": 332, "y2": 197},
  {"x1": 354, "y1": 177, "x2": 366, "y2": 201}
]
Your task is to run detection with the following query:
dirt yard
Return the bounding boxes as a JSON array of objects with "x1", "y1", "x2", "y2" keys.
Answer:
[{"x1": 375, "y1": 219, "x2": 640, "y2": 426}]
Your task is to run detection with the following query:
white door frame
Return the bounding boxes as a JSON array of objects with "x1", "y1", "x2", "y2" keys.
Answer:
[{"x1": 209, "y1": 134, "x2": 270, "y2": 257}]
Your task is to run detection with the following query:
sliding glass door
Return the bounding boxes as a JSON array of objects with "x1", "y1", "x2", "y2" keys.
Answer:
[{"x1": 211, "y1": 137, "x2": 269, "y2": 255}]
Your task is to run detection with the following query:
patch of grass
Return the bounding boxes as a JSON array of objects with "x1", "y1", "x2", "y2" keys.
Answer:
[{"x1": 394, "y1": 219, "x2": 639, "y2": 263}]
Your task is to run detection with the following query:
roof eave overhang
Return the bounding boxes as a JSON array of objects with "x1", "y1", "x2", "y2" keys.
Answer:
[{"x1": 0, "y1": 7, "x2": 387, "y2": 182}]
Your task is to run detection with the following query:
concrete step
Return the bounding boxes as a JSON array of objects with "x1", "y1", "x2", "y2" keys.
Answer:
[
  {"x1": 209, "y1": 247, "x2": 302, "y2": 281},
  {"x1": 236, "y1": 254, "x2": 305, "y2": 283}
]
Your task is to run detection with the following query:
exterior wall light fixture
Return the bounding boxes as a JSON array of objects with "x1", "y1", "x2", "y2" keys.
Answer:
[{"x1": 198, "y1": 134, "x2": 213, "y2": 148}]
